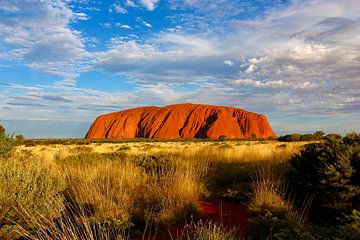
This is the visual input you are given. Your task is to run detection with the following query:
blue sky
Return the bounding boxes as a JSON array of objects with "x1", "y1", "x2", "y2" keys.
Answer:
[{"x1": 0, "y1": 0, "x2": 359, "y2": 138}]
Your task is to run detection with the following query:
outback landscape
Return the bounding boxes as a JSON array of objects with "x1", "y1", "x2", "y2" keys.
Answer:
[
  {"x1": 1, "y1": 0, "x2": 360, "y2": 239},
  {"x1": 1, "y1": 104, "x2": 360, "y2": 239}
]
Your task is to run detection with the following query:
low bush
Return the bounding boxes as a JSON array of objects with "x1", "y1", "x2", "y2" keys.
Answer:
[
  {"x1": 325, "y1": 133, "x2": 343, "y2": 140},
  {"x1": 299, "y1": 134, "x2": 315, "y2": 141},
  {"x1": 249, "y1": 209, "x2": 360, "y2": 240},
  {"x1": 0, "y1": 157, "x2": 65, "y2": 239},
  {"x1": 278, "y1": 134, "x2": 302, "y2": 142},
  {"x1": 279, "y1": 131, "x2": 324, "y2": 142},
  {"x1": 133, "y1": 153, "x2": 172, "y2": 173},
  {"x1": 290, "y1": 133, "x2": 360, "y2": 212},
  {"x1": 0, "y1": 126, "x2": 15, "y2": 159}
]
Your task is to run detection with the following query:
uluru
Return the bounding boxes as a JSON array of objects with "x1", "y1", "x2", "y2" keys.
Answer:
[{"x1": 85, "y1": 103, "x2": 277, "y2": 139}]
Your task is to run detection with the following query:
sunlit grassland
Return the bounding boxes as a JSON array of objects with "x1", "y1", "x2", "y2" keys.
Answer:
[
  {"x1": 2, "y1": 140, "x2": 309, "y2": 239},
  {"x1": 17, "y1": 140, "x2": 305, "y2": 163}
]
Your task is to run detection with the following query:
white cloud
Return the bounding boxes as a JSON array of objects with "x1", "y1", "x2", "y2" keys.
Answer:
[
  {"x1": 139, "y1": 0, "x2": 159, "y2": 11},
  {"x1": 224, "y1": 60, "x2": 234, "y2": 66},
  {"x1": 233, "y1": 79, "x2": 318, "y2": 90},
  {"x1": 100, "y1": 23, "x2": 112, "y2": 28},
  {"x1": 142, "y1": 21, "x2": 152, "y2": 28},
  {"x1": 110, "y1": 4, "x2": 127, "y2": 14},
  {"x1": 0, "y1": 0, "x2": 89, "y2": 79},
  {"x1": 115, "y1": 23, "x2": 132, "y2": 29},
  {"x1": 289, "y1": 44, "x2": 330, "y2": 61},
  {"x1": 95, "y1": 33, "x2": 231, "y2": 84},
  {"x1": 1, "y1": 0, "x2": 360, "y2": 134},
  {"x1": 244, "y1": 64, "x2": 256, "y2": 73},
  {"x1": 125, "y1": 0, "x2": 138, "y2": 7}
]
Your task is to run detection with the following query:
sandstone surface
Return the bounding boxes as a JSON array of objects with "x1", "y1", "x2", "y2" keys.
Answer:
[{"x1": 85, "y1": 103, "x2": 277, "y2": 139}]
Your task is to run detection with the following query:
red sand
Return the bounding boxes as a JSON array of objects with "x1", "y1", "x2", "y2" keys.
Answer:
[
  {"x1": 199, "y1": 199, "x2": 248, "y2": 226},
  {"x1": 86, "y1": 103, "x2": 276, "y2": 139},
  {"x1": 159, "y1": 199, "x2": 248, "y2": 239}
]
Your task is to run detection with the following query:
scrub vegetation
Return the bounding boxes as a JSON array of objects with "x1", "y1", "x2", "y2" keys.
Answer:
[{"x1": 0, "y1": 125, "x2": 359, "y2": 239}]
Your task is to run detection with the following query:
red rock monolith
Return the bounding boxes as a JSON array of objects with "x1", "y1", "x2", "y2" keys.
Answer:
[{"x1": 85, "y1": 103, "x2": 277, "y2": 139}]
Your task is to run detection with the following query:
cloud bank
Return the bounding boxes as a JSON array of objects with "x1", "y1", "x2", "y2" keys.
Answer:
[{"x1": 0, "y1": 0, "x2": 359, "y2": 137}]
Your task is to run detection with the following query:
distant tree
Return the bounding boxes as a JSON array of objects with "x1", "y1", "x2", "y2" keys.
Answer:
[
  {"x1": 219, "y1": 135, "x2": 227, "y2": 140},
  {"x1": 300, "y1": 134, "x2": 316, "y2": 141},
  {"x1": 251, "y1": 133, "x2": 257, "y2": 140},
  {"x1": 314, "y1": 130, "x2": 325, "y2": 138},
  {"x1": 16, "y1": 135, "x2": 25, "y2": 145},
  {"x1": 325, "y1": 133, "x2": 342, "y2": 141},
  {"x1": 279, "y1": 134, "x2": 302, "y2": 142}
]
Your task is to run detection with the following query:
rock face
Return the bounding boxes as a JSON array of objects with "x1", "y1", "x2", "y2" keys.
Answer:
[{"x1": 85, "y1": 103, "x2": 277, "y2": 139}]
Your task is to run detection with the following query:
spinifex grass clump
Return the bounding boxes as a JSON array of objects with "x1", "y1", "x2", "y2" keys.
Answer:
[
  {"x1": 0, "y1": 157, "x2": 65, "y2": 239},
  {"x1": 177, "y1": 220, "x2": 238, "y2": 240},
  {"x1": 248, "y1": 162, "x2": 310, "y2": 223}
]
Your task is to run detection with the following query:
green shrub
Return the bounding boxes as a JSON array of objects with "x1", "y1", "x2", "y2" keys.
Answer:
[
  {"x1": 300, "y1": 134, "x2": 315, "y2": 141},
  {"x1": 343, "y1": 132, "x2": 360, "y2": 146},
  {"x1": 133, "y1": 153, "x2": 172, "y2": 173},
  {"x1": 0, "y1": 157, "x2": 65, "y2": 238},
  {"x1": 0, "y1": 127, "x2": 15, "y2": 159},
  {"x1": 248, "y1": 210, "x2": 360, "y2": 240},
  {"x1": 325, "y1": 133, "x2": 343, "y2": 141},
  {"x1": 279, "y1": 134, "x2": 302, "y2": 142},
  {"x1": 290, "y1": 134, "x2": 360, "y2": 207},
  {"x1": 313, "y1": 131, "x2": 325, "y2": 139},
  {"x1": 279, "y1": 133, "x2": 320, "y2": 142}
]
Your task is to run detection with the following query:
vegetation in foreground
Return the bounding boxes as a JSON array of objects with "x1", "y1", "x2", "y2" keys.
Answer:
[{"x1": 0, "y1": 126, "x2": 359, "y2": 239}]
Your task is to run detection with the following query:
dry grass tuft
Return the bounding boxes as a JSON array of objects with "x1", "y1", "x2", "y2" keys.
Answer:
[{"x1": 177, "y1": 220, "x2": 238, "y2": 240}]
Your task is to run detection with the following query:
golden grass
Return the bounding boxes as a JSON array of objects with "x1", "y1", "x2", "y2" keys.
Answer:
[
  {"x1": 4, "y1": 140, "x2": 310, "y2": 239},
  {"x1": 248, "y1": 162, "x2": 313, "y2": 226},
  {"x1": 17, "y1": 140, "x2": 307, "y2": 163},
  {"x1": 177, "y1": 220, "x2": 238, "y2": 240}
]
